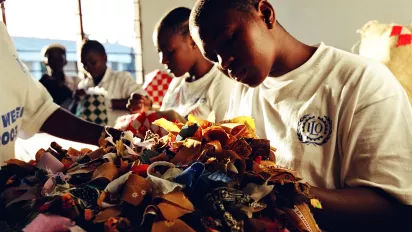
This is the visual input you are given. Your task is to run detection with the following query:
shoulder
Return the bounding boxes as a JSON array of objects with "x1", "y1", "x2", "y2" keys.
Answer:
[
  {"x1": 325, "y1": 45, "x2": 401, "y2": 105},
  {"x1": 111, "y1": 70, "x2": 134, "y2": 80},
  {"x1": 39, "y1": 74, "x2": 51, "y2": 82},
  {"x1": 0, "y1": 23, "x2": 17, "y2": 53},
  {"x1": 328, "y1": 46, "x2": 390, "y2": 74}
]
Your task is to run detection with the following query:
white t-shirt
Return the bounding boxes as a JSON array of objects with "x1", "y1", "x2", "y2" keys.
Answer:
[
  {"x1": 226, "y1": 42, "x2": 412, "y2": 205},
  {"x1": 78, "y1": 68, "x2": 147, "y2": 127},
  {"x1": 0, "y1": 22, "x2": 59, "y2": 164},
  {"x1": 161, "y1": 65, "x2": 236, "y2": 122}
]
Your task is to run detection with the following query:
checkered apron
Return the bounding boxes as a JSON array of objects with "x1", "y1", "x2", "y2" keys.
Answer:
[{"x1": 76, "y1": 94, "x2": 108, "y2": 125}]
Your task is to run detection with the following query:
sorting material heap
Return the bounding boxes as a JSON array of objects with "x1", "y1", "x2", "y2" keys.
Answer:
[{"x1": 0, "y1": 115, "x2": 321, "y2": 232}]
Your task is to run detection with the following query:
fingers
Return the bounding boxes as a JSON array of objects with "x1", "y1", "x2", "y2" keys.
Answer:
[
  {"x1": 127, "y1": 98, "x2": 144, "y2": 113},
  {"x1": 130, "y1": 93, "x2": 143, "y2": 100}
]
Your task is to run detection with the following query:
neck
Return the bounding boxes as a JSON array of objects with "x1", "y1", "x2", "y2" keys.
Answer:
[
  {"x1": 269, "y1": 26, "x2": 317, "y2": 77},
  {"x1": 50, "y1": 70, "x2": 65, "y2": 81},
  {"x1": 93, "y1": 68, "x2": 107, "y2": 86},
  {"x1": 186, "y1": 58, "x2": 213, "y2": 82}
]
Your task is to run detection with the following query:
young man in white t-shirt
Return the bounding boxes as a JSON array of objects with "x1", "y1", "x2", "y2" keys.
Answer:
[
  {"x1": 0, "y1": 22, "x2": 121, "y2": 173},
  {"x1": 190, "y1": 0, "x2": 412, "y2": 230},
  {"x1": 77, "y1": 40, "x2": 148, "y2": 126},
  {"x1": 155, "y1": 7, "x2": 236, "y2": 121}
]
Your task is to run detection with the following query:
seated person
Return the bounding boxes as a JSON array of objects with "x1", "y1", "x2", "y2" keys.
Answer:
[
  {"x1": 77, "y1": 40, "x2": 148, "y2": 127},
  {"x1": 189, "y1": 0, "x2": 412, "y2": 231},
  {"x1": 154, "y1": 7, "x2": 237, "y2": 122},
  {"x1": 39, "y1": 44, "x2": 80, "y2": 113},
  {"x1": 0, "y1": 21, "x2": 121, "y2": 171}
]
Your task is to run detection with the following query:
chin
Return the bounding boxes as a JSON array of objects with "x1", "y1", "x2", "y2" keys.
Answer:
[
  {"x1": 242, "y1": 82, "x2": 261, "y2": 88},
  {"x1": 241, "y1": 76, "x2": 265, "y2": 88}
]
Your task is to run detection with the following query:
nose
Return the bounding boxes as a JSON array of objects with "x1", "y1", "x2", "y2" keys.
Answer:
[
  {"x1": 83, "y1": 64, "x2": 89, "y2": 72},
  {"x1": 159, "y1": 52, "x2": 168, "y2": 65}
]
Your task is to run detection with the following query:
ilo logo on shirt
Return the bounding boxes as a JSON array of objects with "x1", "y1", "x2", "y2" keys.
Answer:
[{"x1": 297, "y1": 114, "x2": 332, "y2": 146}]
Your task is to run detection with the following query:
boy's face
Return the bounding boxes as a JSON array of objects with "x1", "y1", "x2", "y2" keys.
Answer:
[
  {"x1": 81, "y1": 51, "x2": 107, "y2": 78},
  {"x1": 46, "y1": 48, "x2": 67, "y2": 73},
  {"x1": 155, "y1": 30, "x2": 196, "y2": 77},
  {"x1": 191, "y1": 5, "x2": 276, "y2": 87}
]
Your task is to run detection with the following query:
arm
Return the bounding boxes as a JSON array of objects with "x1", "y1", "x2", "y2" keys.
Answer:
[
  {"x1": 111, "y1": 98, "x2": 129, "y2": 110},
  {"x1": 115, "y1": 72, "x2": 148, "y2": 111},
  {"x1": 40, "y1": 108, "x2": 104, "y2": 146},
  {"x1": 310, "y1": 186, "x2": 411, "y2": 231},
  {"x1": 315, "y1": 68, "x2": 412, "y2": 231}
]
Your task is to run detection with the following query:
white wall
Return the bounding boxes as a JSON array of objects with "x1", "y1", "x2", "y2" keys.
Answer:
[
  {"x1": 140, "y1": 0, "x2": 196, "y2": 76},
  {"x1": 140, "y1": 0, "x2": 412, "y2": 75}
]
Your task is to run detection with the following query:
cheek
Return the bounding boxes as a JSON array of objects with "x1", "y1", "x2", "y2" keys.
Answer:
[
  {"x1": 248, "y1": 36, "x2": 273, "y2": 74},
  {"x1": 175, "y1": 50, "x2": 192, "y2": 67},
  {"x1": 97, "y1": 62, "x2": 106, "y2": 70}
]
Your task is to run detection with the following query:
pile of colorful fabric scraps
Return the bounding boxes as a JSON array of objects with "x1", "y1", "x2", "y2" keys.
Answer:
[{"x1": 0, "y1": 115, "x2": 322, "y2": 232}]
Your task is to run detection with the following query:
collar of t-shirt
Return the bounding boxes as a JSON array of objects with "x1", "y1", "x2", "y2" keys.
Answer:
[
  {"x1": 93, "y1": 68, "x2": 112, "y2": 87},
  {"x1": 262, "y1": 42, "x2": 328, "y2": 89},
  {"x1": 180, "y1": 65, "x2": 219, "y2": 95}
]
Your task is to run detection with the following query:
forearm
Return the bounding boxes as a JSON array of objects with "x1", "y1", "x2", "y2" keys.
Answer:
[
  {"x1": 311, "y1": 186, "x2": 409, "y2": 231},
  {"x1": 40, "y1": 108, "x2": 103, "y2": 146},
  {"x1": 111, "y1": 99, "x2": 128, "y2": 110}
]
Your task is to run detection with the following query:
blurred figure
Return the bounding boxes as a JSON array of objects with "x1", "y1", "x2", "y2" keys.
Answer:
[
  {"x1": 39, "y1": 44, "x2": 80, "y2": 113},
  {"x1": 77, "y1": 40, "x2": 148, "y2": 126}
]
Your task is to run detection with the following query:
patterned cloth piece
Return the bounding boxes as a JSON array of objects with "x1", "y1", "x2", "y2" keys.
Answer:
[
  {"x1": 69, "y1": 185, "x2": 100, "y2": 208},
  {"x1": 114, "y1": 111, "x2": 168, "y2": 138},
  {"x1": 143, "y1": 70, "x2": 173, "y2": 109},
  {"x1": 76, "y1": 94, "x2": 108, "y2": 125}
]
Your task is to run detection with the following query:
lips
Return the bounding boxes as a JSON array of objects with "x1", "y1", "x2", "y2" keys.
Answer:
[
  {"x1": 228, "y1": 67, "x2": 247, "y2": 82},
  {"x1": 165, "y1": 64, "x2": 175, "y2": 73}
]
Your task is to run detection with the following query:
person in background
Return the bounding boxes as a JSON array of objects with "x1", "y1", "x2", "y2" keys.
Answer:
[
  {"x1": 39, "y1": 44, "x2": 80, "y2": 113},
  {"x1": 0, "y1": 21, "x2": 121, "y2": 171},
  {"x1": 153, "y1": 7, "x2": 237, "y2": 122},
  {"x1": 189, "y1": 0, "x2": 412, "y2": 231},
  {"x1": 77, "y1": 40, "x2": 148, "y2": 126}
]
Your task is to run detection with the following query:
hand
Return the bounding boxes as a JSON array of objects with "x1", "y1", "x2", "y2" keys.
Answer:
[
  {"x1": 156, "y1": 110, "x2": 187, "y2": 123},
  {"x1": 126, "y1": 93, "x2": 144, "y2": 113},
  {"x1": 142, "y1": 96, "x2": 153, "y2": 112},
  {"x1": 74, "y1": 89, "x2": 86, "y2": 100}
]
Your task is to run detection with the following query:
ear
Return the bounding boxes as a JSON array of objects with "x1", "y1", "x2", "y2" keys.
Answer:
[
  {"x1": 257, "y1": 0, "x2": 276, "y2": 29},
  {"x1": 187, "y1": 36, "x2": 198, "y2": 50},
  {"x1": 103, "y1": 54, "x2": 108, "y2": 63},
  {"x1": 43, "y1": 57, "x2": 48, "y2": 66}
]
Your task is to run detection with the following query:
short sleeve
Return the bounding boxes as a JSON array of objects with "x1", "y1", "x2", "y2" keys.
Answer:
[
  {"x1": 342, "y1": 70, "x2": 412, "y2": 205},
  {"x1": 120, "y1": 72, "x2": 148, "y2": 98},
  {"x1": 19, "y1": 65, "x2": 59, "y2": 139}
]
